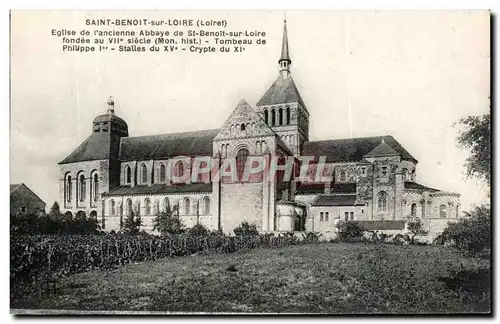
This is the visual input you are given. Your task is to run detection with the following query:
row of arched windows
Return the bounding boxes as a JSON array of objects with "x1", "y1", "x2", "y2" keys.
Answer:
[
  {"x1": 279, "y1": 134, "x2": 295, "y2": 146},
  {"x1": 230, "y1": 122, "x2": 257, "y2": 137},
  {"x1": 64, "y1": 171, "x2": 99, "y2": 205},
  {"x1": 124, "y1": 162, "x2": 185, "y2": 185},
  {"x1": 409, "y1": 202, "x2": 449, "y2": 218},
  {"x1": 108, "y1": 196, "x2": 211, "y2": 217},
  {"x1": 263, "y1": 106, "x2": 291, "y2": 127}
]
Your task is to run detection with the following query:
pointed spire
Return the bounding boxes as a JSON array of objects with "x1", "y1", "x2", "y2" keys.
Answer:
[
  {"x1": 279, "y1": 19, "x2": 291, "y2": 77},
  {"x1": 279, "y1": 19, "x2": 291, "y2": 64}
]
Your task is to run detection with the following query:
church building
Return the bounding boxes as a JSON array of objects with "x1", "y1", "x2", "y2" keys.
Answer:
[{"x1": 58, "y1": 20, "x2": 461, "y2": 237}]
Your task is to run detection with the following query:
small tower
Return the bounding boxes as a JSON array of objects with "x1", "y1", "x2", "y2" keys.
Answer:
[
  {"x1": 256, "y1": 19, "x2": 310, "y2": 155},
  {"x1": 279, "y1": 19, "x2": 291, "y2": 78},
  {"x1": 107, "y1": 96, "x2": 115, "y2": 114}
]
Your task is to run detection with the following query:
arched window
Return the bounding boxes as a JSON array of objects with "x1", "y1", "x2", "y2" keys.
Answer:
[
  {"x1": 402, "y1": 168, "x2": 408, "y2": 181},
  {"x1": 141, "y1": 164, "x2": 148, "y2": 184},
  {"x1": 163, "y1": 197, "x2": 170, "y2": 211},
  {"x1": 90, "y1": 211, "x2": 97, "y2": 220},
  {"x1": 126, "y1": 166, "x2": 132, "y2": 184},
  {"x1": 126, "y1": 199, "x2": 133, "y2": 216},
  {"x1": 65, "y1": 174, "x2": 72, "y2": 202},
  {"x1": 411, "y1": 169, "x2": 416, "y2": 181},
  {"x1": 440, "y1": 205, "x2": 447, "y2": 218},
  {"x1": 286, "y1": 107, "x2": 291, "y2": 125},
  {"x1": 184, "y1": 197, "x2": 190, "y2": 215},
  {"x1": 271, "y1": 109, "x2": 276, "y2": 126},
  {"x1": 339, "y1": 171, "x2": 347, "y2": 182},
  {"x1": 203, "y1": 196, "x2": 211, "y2": 215},
  {"x1": 278, "y1": 108, "x2": 283, "y2": 125},
  {"x1": 411, "y1": 203, "x2": 417, "y2": 217},
  {"x1": 175, "y1": 161, "x2": 184, "y2": 178},
  {"x1": 76, "y1": 210, "x2": 86, "y2": 220},
  {"x1": 145, "y1": 198, "x2": 151, "y2": 215},
  {"x1": 79, "y1": 174, "x2": 86, "y2": 202},
  {"x1": 264, "y1": 110, "x2": 269, "y2": 124},
  {"x1": 93, "y1": 173, "x2": 99, "y2": 201},
  {"x1": 241, "y1": 124, "x2": 246, "y2": 131},
  {"x1": 159, "y1": 164, "x2": 166, "y2": 182},
  {"x1": 377, "y1": 191, "x2": 388, "y2": 212},
  {"x1": 110, "y1": 199, "x2": 115, "y2": 217},
  {"x1": 236, "y1": 148, "x2": 250, "y2": 181}
]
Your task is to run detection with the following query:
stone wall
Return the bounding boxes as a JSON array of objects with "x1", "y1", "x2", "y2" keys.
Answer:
[
  {"x1": 59, "y1": 159, "x2": 110, "y2": 219},
  {"x1": 220, "y1": 182, "x2": 263, "y2": 234},
  {"x1": 102, "y1": 192, "x2": 215, "y2": 233}
]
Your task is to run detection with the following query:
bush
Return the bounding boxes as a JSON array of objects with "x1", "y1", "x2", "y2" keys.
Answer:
[
  {"x1": 10, "y1": 212, "x2": 100, "y2": 235},
  {"x1": 404, "y1": 216, "x2": 428, "y2": 244},
  {"x1": 122, "y1": 212, "x2": 142, "y2": 235},
  {"x1": 153, "y1": 205, "x2": 184, "y2": 235},
  {"x1": 233, "y1": 221, "x2": 259, "y2": 236},
  {"x1": 336, "y1": 221, "x2": 365, "y2": 242},
  {"x1": 434, "y1": 205, "x2": 490, "y2": 255},
  {"x1": 188, "y1": 223, "x2": 209, "y2": 237}
]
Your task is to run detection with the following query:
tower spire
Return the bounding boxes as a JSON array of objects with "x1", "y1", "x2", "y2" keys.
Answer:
[
  {"x1": 279, "y1": 19, "x2": 291, "y2": 76},
  {"x1": 107, "y1": 96, "x2": 115, "y2": 114}
]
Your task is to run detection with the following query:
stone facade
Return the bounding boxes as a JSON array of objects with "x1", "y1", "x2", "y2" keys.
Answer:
[{"x1": 57, "y1": 20, "x2": 461, "y2": 237}]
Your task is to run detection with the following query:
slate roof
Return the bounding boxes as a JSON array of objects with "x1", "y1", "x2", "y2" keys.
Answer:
[
  {"x1": 59, "y1": 133, "x2": 122, "y2": 164},
  {"x1": 295, "y1": 183, "x2": 356, "y2": 195},
  {"x1": 364, "y1": 140, "x2": 400, "y2": 157},
  {"x1": 10, "y1": 184, "x2": 22, "y2": 193},
  {"x1": 103, "y1": 183, "x2": 213, "y2": 196},
  {"x1": 302, "y1": 135, "x2": 417, "y2": 163},
  {"x1": 312, "y1": 194, "x2": 362, "y2": 207},
  {"x1": 119, "y1": 129, "x2": 219, "y2": 161},
  {"x1": 404, "y1": 182, "x2": 439, "y2": 192},
  {"x1": 295, "y1": 183, "x2": 325, "y2": 195},
  {"x1": 10, "y1": 183, "x2": 46, "y2": 205},
  {"x1": 256, "y1": 74, "x2": 307, "y2": 112}
]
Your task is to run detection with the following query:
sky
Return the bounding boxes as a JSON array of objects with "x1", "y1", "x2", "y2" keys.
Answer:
[{"x1": 10, "y1": 10, "x2": 490, "y2": 211}]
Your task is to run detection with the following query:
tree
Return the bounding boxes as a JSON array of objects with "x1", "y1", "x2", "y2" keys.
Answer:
[
  {"x1": 233, "y1": 221, "x2": 259, "y2": 236},
  {"x1": 434, "y1": 204, "x2": 490, "y2": 255},
  {"x1": 335, "y1": 221, "x2": 365, "y2": 242},
  {"x1": 404, "y1": 216, "x2": 428, "y2": 244},
  {"x1": 456, "y1": 114, "x2": 491, "y2": 187},
  {"x1": 122, "y1": 211, "x2": 143, "y2": 235},
  {"x1": 152, "y1": 204, "x2": 184, "y2": 235},
  {"x1": 48, "y1": 201, "x2": 61, "y2": 219}
]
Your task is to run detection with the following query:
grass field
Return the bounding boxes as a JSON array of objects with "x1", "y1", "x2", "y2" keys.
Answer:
[{"x1": 13, "y1": 243, "x2": 490, "y2": 314}]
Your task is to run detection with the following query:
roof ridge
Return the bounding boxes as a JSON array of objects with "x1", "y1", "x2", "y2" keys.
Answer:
[
  {"x1": 124, "y1": 128, "x2": 220, "y2": 140},
  {"x1": 307, "y1": 135, "x2": 390, "y2": 143}
]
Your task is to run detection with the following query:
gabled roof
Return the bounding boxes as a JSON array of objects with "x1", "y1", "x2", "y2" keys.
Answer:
[
  {"x1": 10, "y1": 183, "x2": 46, "y2": 206},
  {"x1": 404, "y1": 181, "x2": 439, "y2": 192},
  {"x1": 364, "y1": 140, "x2": 400, "y2": 158},
  {"x1": 103, "y1": 183, "x2": 212, "y2": 196},
  {"x1": 312, "y1": 194, "x2": 362, "y2": 207},
  {"x1": 214, "y1": 99, "x2": 276, "y2": 142},
  {"x1": 302, "y1": 135, "x2": 417, "y2": 163},
  {"x1": 256, "y1": 74, "x2": 307, "y2": 112},
  {"x1": 59, "y1": 133, "x2": 121, "y2": 164},
  {"x1": 10, "y1": 184, "x2": 22, "y2": 193},
  {"x1": 119, "y1": 129, "x2": 218, "y2": 162}
]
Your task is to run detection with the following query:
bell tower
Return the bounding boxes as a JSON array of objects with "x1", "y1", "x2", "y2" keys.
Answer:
[{"x1": 256, "y1": 19, "x2": 310, "y2": 156}]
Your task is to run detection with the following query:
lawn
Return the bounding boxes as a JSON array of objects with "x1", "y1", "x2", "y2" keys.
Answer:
[{"x1": 12, "y1": 243, "x2": 490, "y2": 314}]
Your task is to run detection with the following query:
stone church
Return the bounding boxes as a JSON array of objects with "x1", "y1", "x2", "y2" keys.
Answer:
[{"x1": 58, "y1": 20, "x2": 460, "y2": 236}]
